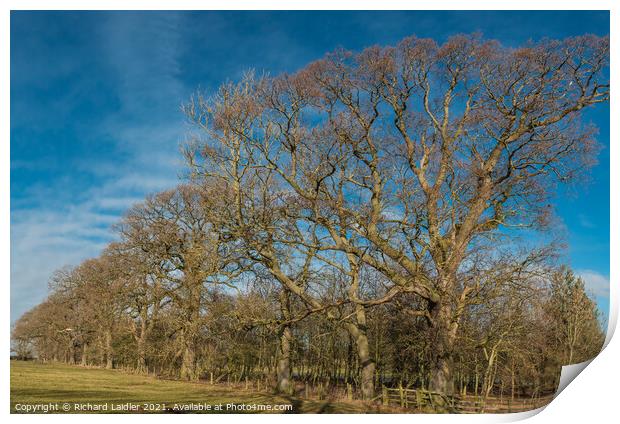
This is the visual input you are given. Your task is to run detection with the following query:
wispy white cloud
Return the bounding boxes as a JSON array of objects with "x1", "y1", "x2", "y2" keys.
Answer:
[
  {"x1": 577, "y1": 269, "x2": 610, "y2": 298},
  {"x1": 11, "y1": 206, "x2": 114, "y2": 320},
  {"x1": 10, "y1": 153, "x2": 185, "y2": 319}
]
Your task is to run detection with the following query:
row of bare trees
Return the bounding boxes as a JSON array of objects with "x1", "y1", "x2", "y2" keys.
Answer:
[{"x1": 12, "y1": 34, "x2": 608, "y2": 402}]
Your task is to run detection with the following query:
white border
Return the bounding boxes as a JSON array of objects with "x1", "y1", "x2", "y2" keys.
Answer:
[{"x1": 2, "y1": 2, "x2": 616, "y2": 423}]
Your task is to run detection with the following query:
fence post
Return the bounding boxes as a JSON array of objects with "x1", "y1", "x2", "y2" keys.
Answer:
[
  {"x1": 210, "y1": 372, "x2": 213, "y2": 385},
  {"x1": 399, "y1": 383, "x2": 404, "y2": 408},
  {"x1": 382, "y1": 386, "x2": 388, "y2": 406},
  {"x1": 245, "y1": 376, "x2": 249, "y2": 390},
  {"x1": 427, "y1": 390, "x2": 435, "y2": 411},
  {"x1": 347, "y1": 383, "x2": 352, "y2": 400}
]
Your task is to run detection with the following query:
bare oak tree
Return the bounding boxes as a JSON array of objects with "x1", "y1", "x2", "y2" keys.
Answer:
[{"x1": 184, "y1": 34, "x2": 608, "y2": 394}]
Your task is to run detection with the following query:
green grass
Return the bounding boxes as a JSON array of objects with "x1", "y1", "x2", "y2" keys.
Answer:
[{"x1": 10, "y1": 361, "x2": 385, "y2": 414}]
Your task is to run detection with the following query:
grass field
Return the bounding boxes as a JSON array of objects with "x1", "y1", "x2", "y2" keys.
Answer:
[{"x1": 10, "y1": 361, "x2": 386, "y2": 414}]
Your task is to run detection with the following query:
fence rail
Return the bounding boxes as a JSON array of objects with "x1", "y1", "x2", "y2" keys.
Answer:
[{"x1": 381, "y1": 386, "x2": 554, "y2": 413}]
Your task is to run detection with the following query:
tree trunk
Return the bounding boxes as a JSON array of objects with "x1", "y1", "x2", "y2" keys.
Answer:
[
  {"x1": 136, "y1": 310, "x2": 149, "y2": 373},
  {"x1": 276, "y1": 290, "x2": 292, "y2": 394},
  {"x1": 180, "y1": 342, "x2": 197, "y2": 381},
  {"x1": 68, "y1": 341, "x2": 76, "y2": 364},
  {"x1": 345, "y1": 304, "x2": 376, "y2": 400},
  {"x1": 137, "y1": 336, "x2": 147, "y2": 373},
  {"x1": 104, "y1": 329, "x2": 113, "y2": 369},
  {"x1": 276, "y1": 323, "x2": 292, "y2": 394},
  {"x1": 427, "y1": 301, "x2": 457, "y2": 395},
  {"x1": 483, "y1": 347, "x2": 499, "y2": 398},
  {"x1": 180, "y1": 276, "x2": 201, "y2": 381},
  {"x1": 179, "y1": 325, "x2": 197, "y2": 381},
  {"x1": 81, "y1": 343, "x2": 88, "y2": 366}
]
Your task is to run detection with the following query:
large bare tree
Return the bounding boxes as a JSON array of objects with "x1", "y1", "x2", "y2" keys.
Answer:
[{"x1": 184, "y1": 34, "x2": 608, "y2": 395}]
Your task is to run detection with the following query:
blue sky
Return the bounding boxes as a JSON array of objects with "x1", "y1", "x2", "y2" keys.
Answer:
[{"x1": 10, "y1": 11, "x2": 610, "y2": 323}]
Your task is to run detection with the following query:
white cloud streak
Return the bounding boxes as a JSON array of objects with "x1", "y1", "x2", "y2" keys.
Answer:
[{"x1": 577, "y1": 269, "x2": 610, "y2": 299}]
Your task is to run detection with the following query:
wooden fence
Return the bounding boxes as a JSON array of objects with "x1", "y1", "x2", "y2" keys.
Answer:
[{"x1": 380, "y1": 386, "x2": 554, "y2": 413}]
